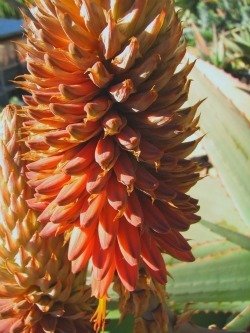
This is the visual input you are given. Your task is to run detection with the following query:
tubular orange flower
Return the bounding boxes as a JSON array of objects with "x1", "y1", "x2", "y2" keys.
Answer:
[{"x1": 15, "y1": 0, "x2": 200, "y2": 330}]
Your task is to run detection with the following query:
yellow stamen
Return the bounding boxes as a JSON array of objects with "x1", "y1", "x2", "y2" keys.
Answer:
[{"x1": 91, "y1": 296, "x2": 107, "y2": 332}]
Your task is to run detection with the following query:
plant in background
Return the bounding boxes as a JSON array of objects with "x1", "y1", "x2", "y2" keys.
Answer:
[
  {"x1": 191, "y1": 23, "x2": 250, "y2": 72},
  {"x1": 0, "y1": 0, "x2": 28, "y2": 18},
  {"x1": 0, "y1": 105, "x2": 95, "y2": 332},
  {"x1": 7, "y1": 0, "x2": 202, "y2": 331},
  {"x1": 177, "y1": 0, "x2": 250, "y2": 74},
  {"x1": 230, "y1": 27, "x2": 250, "y2": 72}
]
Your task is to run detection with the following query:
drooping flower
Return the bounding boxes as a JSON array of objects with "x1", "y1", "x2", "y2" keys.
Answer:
[
  {"x1": 0, "y1": 105, "x2": 95, "y2": 333},
  {"x1": 16, "y1": 0, "x2": 200, "y2": 330}
]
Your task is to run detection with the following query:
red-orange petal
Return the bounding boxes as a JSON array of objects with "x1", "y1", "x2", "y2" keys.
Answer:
[
  {"x1": 141, "y1": 232, "x2": 167, "y2": 284},
  {"x1": 124, "y1": 191, "x2": 143, "y2": 227},
  {"x1": 114, "y1": 151, "x2": 135, "y2": 191},
  {"x1": 55, "y1": 175, "x2": 88, "y2": 206},
  {"x1": 98, "y1": 204, "x2": 119, "y2": 250},
  {"x1": 35, "y1": 173, "x2": 71, "y2": 195},
  {"x1": 117, "y1": 218, "x2": 140, "y2": 266},
  {"x1": 71, "y1": 237, "x2": 94, "y2": 273},
  {"x1": 115, "y1": 243, "x2": 138, "y2": 292},
  {"x1": 80, "y1": 191, "x2": 106, "y2": 228},
  {"x1": 107, "y1": 175, "x2": 127, "y2": 212},
  {"x1": 95, "y1": 137, "x2": 119, "y2": 170}
]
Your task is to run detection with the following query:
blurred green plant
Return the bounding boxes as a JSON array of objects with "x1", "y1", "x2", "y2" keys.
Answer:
[
  {"x1": 191, "y1": 23, "x2": 250, "y2": 72},
  {"x1": 176, "y1": 0, "x2": 250, "y2": 73},
  {"x1": 0, "y1": 0, "x2": 28, "y2": 18}
]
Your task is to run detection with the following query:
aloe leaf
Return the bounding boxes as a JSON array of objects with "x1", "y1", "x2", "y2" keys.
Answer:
[
  {"x1": 165, "y1": 240, "x2": 239, "y2": 265},
  {"x1": 177, "y1": 301, "x2": 249, "y2": 314},
  {"x1": 187, "y1": 56, "x2": 250, "y2": 226},
  {"x1": 224, "y1": 306, "x2": 250, "y2": 331},
  {"x1": 192, "y1": 240, "x2": 240, "y2": 258},
  {"x1": 167, "y1": 248, "x2": 250, "y2": 313},
  {"x1": 200, "y1": 220, "x2": 250, "y2": 251},
  {"x1": 186, "y1": 175, "x2": 249, "y2": 245}
]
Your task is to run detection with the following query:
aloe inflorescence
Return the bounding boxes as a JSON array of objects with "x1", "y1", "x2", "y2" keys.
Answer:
[
  {"x1": 0, "y1": 106, "x2": 95, "y2": 332},
  {"x1": 1, "y1": 1, "x2": 201, "y2": 331}
]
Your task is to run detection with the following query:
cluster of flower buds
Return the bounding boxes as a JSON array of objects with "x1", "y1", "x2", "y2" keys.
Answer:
[{"x1": 0, "y1": 1, "x2": 201, "y2": 332}]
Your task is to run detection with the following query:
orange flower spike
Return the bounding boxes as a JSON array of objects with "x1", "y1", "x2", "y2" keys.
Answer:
[
  {"x1": 0, "y1": 106, "x2": 95, "y2": 332},
  {"x1": 14, "y1": 1, "x2": 202, "y2": 331}
]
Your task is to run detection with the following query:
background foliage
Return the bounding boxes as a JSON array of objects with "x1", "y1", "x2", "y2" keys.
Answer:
[
  {"x1": 176, "y1": 0, "x2": 250, "y2": 74},
  {"x1": 0, "y1": 0, "x2": 27, "y2": 18}
]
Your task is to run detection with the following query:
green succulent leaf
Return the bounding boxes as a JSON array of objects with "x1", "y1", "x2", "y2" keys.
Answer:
[
  {"x1": 200, "y1": 220, "x2": 250, "y2": 251},
  {"x1": 167, "y1": 247, "x2": 250, "y2": 313},
  {"x1": 188, "y1": 58, "x2": 250, "y2": 226},
  {"x1": 224, "y1": 306, "x2": 250, "y2": 331}
]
